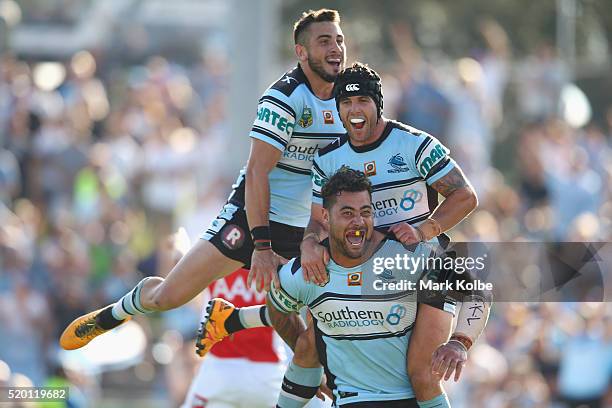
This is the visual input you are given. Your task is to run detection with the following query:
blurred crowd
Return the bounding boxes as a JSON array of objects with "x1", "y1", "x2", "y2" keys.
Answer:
[{"x1": 0, "y1": 15, "x2": 611, "y2": 408}]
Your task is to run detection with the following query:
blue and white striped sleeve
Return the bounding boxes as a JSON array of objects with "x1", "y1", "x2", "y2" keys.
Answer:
[
  {"x1": 249, "y1": 88, "x2": 299, "y2": 152},
  {"x1": 311, "y1": 154, "x2": 329, "y2": 206},
  {"x1": 268, "y1": 259, "x2": 306, "y2": 314},
  {"x1": 412, "y1": 132, "x2": 455, "y2": 184}
]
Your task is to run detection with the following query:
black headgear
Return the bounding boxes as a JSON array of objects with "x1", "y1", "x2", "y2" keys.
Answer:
[{"x1": 332, "y1": 62, "x2": 383, "y2": 118}]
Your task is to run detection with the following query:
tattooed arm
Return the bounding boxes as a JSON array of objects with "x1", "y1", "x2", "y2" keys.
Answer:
[{"x1": 418, "y1": 165, "x2": 478, "y2": 240}]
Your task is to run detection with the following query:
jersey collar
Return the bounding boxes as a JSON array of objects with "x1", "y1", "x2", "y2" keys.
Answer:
[{"x1": 296, "y1": 63, "x2": 335, "y2": 101}]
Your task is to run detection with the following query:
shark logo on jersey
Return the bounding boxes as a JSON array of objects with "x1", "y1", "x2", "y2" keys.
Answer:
[
  {"x1": 380, "y1": 269, "x2": 395, "y2": 281},
  {"x1": 388, "y1": 154, "x2": 410, "y2": 173},
  {"x1": 298, "y1": 106, "x2": 313, "y2": 128}
]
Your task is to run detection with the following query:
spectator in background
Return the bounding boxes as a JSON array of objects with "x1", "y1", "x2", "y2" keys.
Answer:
[
  {"x1": 557, "y1": 306, "x2": 612, "y2": 408},
  {"x1": 446, "y1": 57, "x2": 493, "y2": 196},
  {"x1": 390, "y1": 23, "x2": 452, "y2": 144},
  {"x1": 517, "y1": 42, "x2": 570, "y2": 121},
  {"x1": 0, "y1": 146, "x2": 20, "y2": 205},
  {"x1": 475, "y1": 18, "x2": 510, "y2": 129}
]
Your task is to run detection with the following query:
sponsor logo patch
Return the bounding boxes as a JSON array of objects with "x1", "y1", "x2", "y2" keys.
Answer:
[
  {"x1": 419, "y1": 144, "x2": 446, "y2": 177},
  {"x1": 221, "y1": 224, "x2": 245, "y2": 250},
  {"x1": 364, "y1": 161, "x2": 377, "y2": 176},
  {"x1": 256, "y1": 105, "x2": 295, "y2": 135},
  {"x1": 386, "y1": 304, "x2": 407, "y2": 325},
  {"x1": 323, "y1": 110, "x2": 334, "y2": 124},
  {"x1": 348, "y1": 272, "x2": 362, "y2": 286}
]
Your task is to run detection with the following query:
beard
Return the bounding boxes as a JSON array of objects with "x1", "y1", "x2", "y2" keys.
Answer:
[
  {"x1": 308, "y1": 55, "x2": 337, "y2": 83},
  {"x1": 330, "y1": 232, "x2": 367, "y2": 260}
]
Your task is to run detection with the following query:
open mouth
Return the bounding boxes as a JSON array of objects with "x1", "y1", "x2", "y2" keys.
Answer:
[
  {"x1": 345, "y1": 229, "x2": 366, "y2": 246},
  {"x1": 350, "y1": 117, "x2": 366, "y2": 130},
  {"x1": 327, "y1": 57, "x2": 342, "y2": 70}
]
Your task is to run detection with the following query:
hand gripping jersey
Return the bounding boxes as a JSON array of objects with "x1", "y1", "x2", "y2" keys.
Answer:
[
  {"x1": 228, "y1": 65, "x2": 346, "y2": 228},
  {"x1": 312, "y1": 121, "x2": 455, "y2": 229},
  {"x1": 268, "y1": 239, "x2": 456, "y2": 406}
]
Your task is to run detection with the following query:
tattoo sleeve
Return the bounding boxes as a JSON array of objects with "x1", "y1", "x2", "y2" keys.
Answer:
[
  {"x1": 266, "y1": 297, "x2": 306, "y2": 351},
  {"x1": 430, "y1": 167, "x2": 470, "y2": 197}
]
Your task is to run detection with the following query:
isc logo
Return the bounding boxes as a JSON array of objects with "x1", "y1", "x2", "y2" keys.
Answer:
[
  {"x1": 347, "y1": 272, "x2": 362, "y2": 286},
  {"x1": 345, "y1": 83, "x2": 360, "y2": 91},
  {"x1": 364, "y1": 161, "x2": 376, "y2": 176}
]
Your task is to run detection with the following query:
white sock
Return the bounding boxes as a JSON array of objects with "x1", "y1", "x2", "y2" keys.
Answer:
[
  {"x1": 238, "y1": 305, "x2": 271, "y2": 328},
  {"x1": 111, "y1": 278, "x2": 154, "y2": 320}
]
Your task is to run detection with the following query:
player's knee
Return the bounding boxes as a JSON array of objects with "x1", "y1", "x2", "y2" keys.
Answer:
[
  {"x1": 145, "y1": 278, "x2": 181, "y2": 311},
  {"x1": 293, "y1": 329, "x2": 319, "y2": 368}
]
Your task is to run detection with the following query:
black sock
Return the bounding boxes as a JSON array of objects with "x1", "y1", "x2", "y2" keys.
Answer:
[
  {"x1": 96, "y1": 305, "x2": 126, "y2": 330},
  {"x1": 223, "y1": 308, "x2": 245, "y2": 334}
]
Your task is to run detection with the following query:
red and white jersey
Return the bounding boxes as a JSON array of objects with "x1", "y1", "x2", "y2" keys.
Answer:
[{"x1": 203, "y1": 268, "x2": 281, "y2": 363}]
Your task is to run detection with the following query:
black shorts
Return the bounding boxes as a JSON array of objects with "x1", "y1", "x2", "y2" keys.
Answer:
[
  {"x1": 339, "y1": 399, "x2": 418, "y2": 408},
  {"x1": 201, "y1": 202, "x2": 304, "y2": 268}
]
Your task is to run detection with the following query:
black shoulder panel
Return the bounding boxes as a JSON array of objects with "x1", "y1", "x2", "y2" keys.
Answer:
[
  {"x1": 270, "y1": 65, "x2": 306, "y2": 97},
  {"x1": 290, "y1": 257, "x2": 302, "y2": 275},
  {"x1": 318, "y1": 134, "x2": 348, "y2": 157},
  {"x1": 389, "y1": 120, "x2": 425, "y2": 137}
]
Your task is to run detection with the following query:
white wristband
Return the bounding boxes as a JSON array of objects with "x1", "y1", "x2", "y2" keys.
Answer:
[{"x1": 454, "y1": 295, "x2": 490, "y2": 343}]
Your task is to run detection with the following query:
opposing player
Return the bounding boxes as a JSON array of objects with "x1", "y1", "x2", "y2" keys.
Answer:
[
  {"x1": 203, "y1": 63, "x2": 490, "y2": 407},
  {"x1": 59, "y1": 9, "x2": 347, "y2": 351},
  {"x1": 268, "y1": 167, "x2": 457, "y2": 407},
  {"x1": 182, "y1": 268, "x2": 329, "y2": 408}
]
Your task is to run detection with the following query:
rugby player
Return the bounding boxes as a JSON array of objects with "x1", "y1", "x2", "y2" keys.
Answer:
[
  {"x1": 204, "y1": 63, "x2": 490, "y2": 407},
  {"x1": 268, "y1": 167, "x2": 457, "y2": 407},
  {"x1": 59, "y1": 9, "x2": 347, "y2": 352},
  {"x1": 182, "y1": 268, "x2": 329, "y2": 408}
]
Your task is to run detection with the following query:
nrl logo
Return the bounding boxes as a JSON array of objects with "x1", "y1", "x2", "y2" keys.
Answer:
[{"x1": 299, "y1": 106, "x2": 313, "y2": 128}]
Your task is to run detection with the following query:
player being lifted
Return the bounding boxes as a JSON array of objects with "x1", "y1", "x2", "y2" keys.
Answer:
[
  {"x1": 269, "y1": 167, "x2": 458, "y2": 407},
  {"x1": 59, "y1": 9, "x2": 347, "y2": 352},
  {"x1": 203, "y1": 63, "x2": 491, "y2": 407}
]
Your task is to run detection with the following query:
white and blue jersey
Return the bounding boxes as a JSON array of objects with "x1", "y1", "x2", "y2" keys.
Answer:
[
  {"x1": 228, "y1": 65, "x2": 346, "y2": 228},
  {"x1": 312, "y1": 121, "x2": 455, "y2": 229},
  {"x1": 268, "y1": 238, "x2": 456, "y2": 406}
]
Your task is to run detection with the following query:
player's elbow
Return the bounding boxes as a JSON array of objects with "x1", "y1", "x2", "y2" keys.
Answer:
[
  {"x1": 455, "y1": 186, "x2": 478, "y2": 214},
  {"x1": 465, "y1": 187, "x2": 478, "y2": 212},
  {"x1": 246, "y1": 160, "x2": 263, "y2": 178}
]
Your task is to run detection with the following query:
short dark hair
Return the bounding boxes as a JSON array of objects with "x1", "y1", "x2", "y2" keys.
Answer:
[
  {"x1": 293, "y1": 9, "x2": 340, "y2": 45},
  {"x1": 321, "y1": 166, "x2": 372, "y2": 209},
  {"x1": 333, "y1": 62, "x2": 383, "y2": 117}
]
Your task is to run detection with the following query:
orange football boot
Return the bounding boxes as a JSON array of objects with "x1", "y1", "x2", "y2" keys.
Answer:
[
  {"x1": 195, "y1": 298, "x2": 235, "y2": 357},
  {"x1": 59, "y1": 307, "x2": 130, "y2": 350}
]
